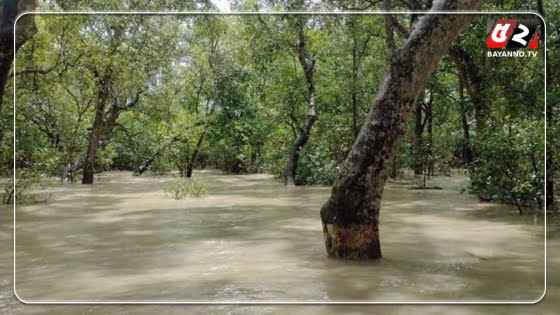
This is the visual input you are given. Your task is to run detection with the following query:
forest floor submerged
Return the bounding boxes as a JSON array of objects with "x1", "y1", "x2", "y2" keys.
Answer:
[{"x1": 0, "y1": 170, "x2": 556, "y2": 314}]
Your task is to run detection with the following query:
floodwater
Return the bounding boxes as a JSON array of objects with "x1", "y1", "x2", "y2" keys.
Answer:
[{"x1": 0, "y1": 170, "x2": 557, "y2": 314}]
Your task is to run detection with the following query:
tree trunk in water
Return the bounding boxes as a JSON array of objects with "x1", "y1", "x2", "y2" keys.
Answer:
[
  {"x1": 285, "y1": 20, "x2": 317, "y2": 186},
  {"x1": 82, "y1": 70, "x2": 111, "y2": 184},
  {"x1": 425, "y1": 92, "x2": 434, "y2": 176},
  {"x1": 426, "y1": 101, "x2": 434, "y2": 176},
  {"x1": 413, "y1": 100, "x2": 424, "y2": 174},
  {"x1": 458, "y1": 72, "x2": 473, "y2": 167},
  {"x1": 82, "y1": 110, "x2": 104, "y2": 184},
  {"x1": 546, "y1": 179, "x2": 555, "y2": 211},
  {"x1": 285, "y1": 107, "x2": 315, "y2": 186},
  {"x1": 64, "y1": 157, "x2": 81, "y2": 183},
  {"x1": 186, "y1": 131, "x2": 205, "y2": 178},
  {"x1": 320, "y1": 2, "x2": 480, "y2": 259}
]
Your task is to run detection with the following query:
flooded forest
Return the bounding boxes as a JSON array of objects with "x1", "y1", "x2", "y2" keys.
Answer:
[{"x1": 0, "y1": 0, "x2": 559, "y2": 313}]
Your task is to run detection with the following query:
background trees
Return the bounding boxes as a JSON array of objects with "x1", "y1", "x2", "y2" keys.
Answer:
[{"x1": 1, "y1": 0, "x2": 550, "y2": 223}]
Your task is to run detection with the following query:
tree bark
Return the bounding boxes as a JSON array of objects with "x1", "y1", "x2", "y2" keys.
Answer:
[
  {"x1": 285, "y1": 19, "x2": 317, "y2": 186},
  {"x1": 320, "y1": 1, "x2": 481, "y2": 259},
  {"x1": 0, "y1": 0, "x2": 37, "y2": 112}
]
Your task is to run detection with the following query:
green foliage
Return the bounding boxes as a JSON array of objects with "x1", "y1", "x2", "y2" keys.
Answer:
[
  {"x1": 3, "y1": 169, "x2": 55, "y2": 204},
  {"x1": 470, "y1": 120, "x2": 544, "y2": 207},
  {"x1": 149, "y1": 157, "x2": 174, "y2": 175},
  {"x1": 164, "y1": 178, "x2": 207, "y2": 200},
  {"x1": 4, "y1": 8, "x2": 548, "y2": 214},
  {"x1": 296, "y1": 144, "x2": 339, "y2": 186}
]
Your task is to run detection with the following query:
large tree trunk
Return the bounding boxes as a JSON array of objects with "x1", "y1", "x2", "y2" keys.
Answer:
[
  {"x1": 0, "y1": 0, "x2": 37, "y2": 151},
  {"x1": 320, "y1": 2, "x2": 480, "y2": 259},
  {"x1": 285, "y1": 20, "x2": 317, "y2": 187},
  {"x1": 0, "y1": 0, "x2": 37, "y2": 111}
]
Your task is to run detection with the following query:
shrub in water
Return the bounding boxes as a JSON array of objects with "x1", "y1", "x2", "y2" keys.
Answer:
[
  {"x1": 164, "y1": 178, "x2": 207, "y2": 199},
  {"x1": 3, "y1": 169, "x2": 55, "y2": 204}
]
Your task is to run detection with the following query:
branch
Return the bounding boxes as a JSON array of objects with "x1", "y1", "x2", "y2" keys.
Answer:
[
  {"x1": 333, "y1": 0, "x2": 381, "y2": 10},
  {"x1": 390, "y1": 16, "x2": 410, "y2": 38},
  {"x1": 382, "y1": 0, "x2": 396, "y2": 56}
]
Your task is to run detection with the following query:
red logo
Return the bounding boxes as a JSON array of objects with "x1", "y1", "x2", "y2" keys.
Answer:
[{"x1": 487, "y1": 19, "x2": 539, "y2": 49}]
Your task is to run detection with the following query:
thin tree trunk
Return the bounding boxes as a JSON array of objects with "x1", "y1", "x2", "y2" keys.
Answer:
[
  {"x1": 285, "y1": 92, "x2": 316, "y2": 186},
  {"x1": 285, "y1": 20, "x2": 317, "y2": 187},
  {"x1": 449, "y1": 47, "x2": 487, "y2": 133},
  {"x1": 349, "y1": 17, "x2": 371, "y2": 140},
  {"x1": 184, "y1": 34, "x2": 221, "y2": 178},
  {"x1": 82, "y1": 129, "x2": 101, "y2": 183},
  {"x1": 537, "y1": 0, "x2": 544, "y2": 17},
  {"x1": 63, "y1": 155, "x2": 82, "y2": 183},
  {"x1": 82, "y1": 101, "x2": 106, "y2": 184},
  {"x1": 426, "y1": 97, "x2": 434, "y2": 176},
  {"x1": 390, "y1": 150, "x2": 399, "y2": 178},
  {"x1": 82, "y1": 70, "x2": 111, "y2": 184},
  {"x1": 320, "y1": 2, "x2": 480, "y2": 259},
  {"x1": 136, "y1": 155, "x2": 160, "y2": 176},
  {"x1": 135, "y1": 137, "x2": 178, "y2": 176},
  {"x1": 82, "y1": 71, "x2": 140, "y2": 184},
  {"x1": 546, "y1": 180, "x2": 555, "y2": 211},
  {"x1": 413, "y1": 100, "x2": 424, "y2": 174},
  {"x1": 186, "y1": 130, "x2": 205, "y2": 178},
  {"x1": 458, "y1": 72, "x2": 473, "y2": 167},
  {"x1": 352, "y1": 88, "x2": 359, "y2": 139},
  {"x1": 351, "y1": 33, "x2": 360, "y2": 139}
]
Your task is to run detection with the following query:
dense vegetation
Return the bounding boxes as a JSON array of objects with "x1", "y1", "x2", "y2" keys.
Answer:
[{"x1": 0, "y1": 0, "x2": 555, "y2": 226}]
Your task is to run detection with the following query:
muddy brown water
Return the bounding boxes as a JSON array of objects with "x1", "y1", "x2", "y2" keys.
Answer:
[{"x1": 0, "y1": 170, "x2": 557, "y2": 314}]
